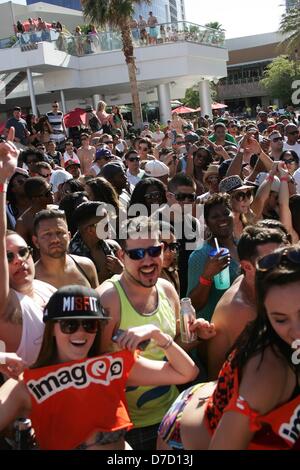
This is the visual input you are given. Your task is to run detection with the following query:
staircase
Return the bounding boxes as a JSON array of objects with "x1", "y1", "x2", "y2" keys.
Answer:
[{"x1": 0, "y1": 71, "x2": 27, "y2": 102}]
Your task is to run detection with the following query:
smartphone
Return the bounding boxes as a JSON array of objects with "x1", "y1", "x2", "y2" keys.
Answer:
[
  {"x1": 101, "y1": 240, "x2": 114, "y2": 256},
  {"x1": 112, "y1": 329, "x2": 151, "y2": 351}
]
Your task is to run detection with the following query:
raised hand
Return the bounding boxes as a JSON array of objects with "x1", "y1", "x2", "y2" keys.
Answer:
[{"x1": 0, "y1": 127, "x2": 20, "y2": 182}]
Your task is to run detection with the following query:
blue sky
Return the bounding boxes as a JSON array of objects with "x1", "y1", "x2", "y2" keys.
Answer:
[{"x1": 1, "y1": 0, "x2": 286, "y2": 39}]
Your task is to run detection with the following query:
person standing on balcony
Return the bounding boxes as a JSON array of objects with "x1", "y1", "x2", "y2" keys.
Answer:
[
  {"x1": 46, "y1": 101, "x2": 67, "y2": 151},
  {"x1": 148, "y1": 11, "x2": 158, "y2": 45},
  {"x1": 130, "y1": 17, "x2": 139, "y2": 42},
  {"x1": 138, "y1": 15, "x2": 148, "y2": 45}
]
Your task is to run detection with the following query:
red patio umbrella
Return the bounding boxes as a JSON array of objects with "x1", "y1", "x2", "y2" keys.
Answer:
[
  {"x1": 172, "y1": 106, "x2": 196, "y2": 114},
  {"x1": 195, "y1": 102, "x2": 228, "y2": 112},
  {"x1": 64, "y1": 108, "x2": 86, "y2": 128}
]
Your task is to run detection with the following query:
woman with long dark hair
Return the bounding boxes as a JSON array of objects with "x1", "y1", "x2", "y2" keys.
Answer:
[
  {"x1": 6, "y1": 170, "x2": 30, "y2": 229},
  {"x1": 158, "y1": 244, "x2": 300, "y2": 450},
  {"x1": 129, "y1": 178, "x2": 167, "y2": 216}
]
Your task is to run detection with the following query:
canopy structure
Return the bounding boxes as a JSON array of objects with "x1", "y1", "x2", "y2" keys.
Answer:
[
  {"x1": 64, "y1": 108, "x2": 86, "y2": 128},
  {"x1": 172, "y1": 106, "x2": 196, "y2": 114}
]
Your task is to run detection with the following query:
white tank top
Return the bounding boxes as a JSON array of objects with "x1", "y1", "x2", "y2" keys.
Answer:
[{"x1": 14, "y1": 280, "x2": 55, "y2": 366}]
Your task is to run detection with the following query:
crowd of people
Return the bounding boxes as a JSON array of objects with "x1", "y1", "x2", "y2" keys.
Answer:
[{"x1": 0, "y1": 99, "x2": 299, "y2": 450}]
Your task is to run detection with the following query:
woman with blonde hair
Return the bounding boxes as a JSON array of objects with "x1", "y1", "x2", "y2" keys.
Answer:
[{"x1": 96, "y1": 101, "x2": 111, "y2": 134}]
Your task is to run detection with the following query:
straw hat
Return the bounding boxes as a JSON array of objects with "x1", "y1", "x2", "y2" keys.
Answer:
[{"x1": 203, "y1": 164, "x2": 220, "y2": 183}]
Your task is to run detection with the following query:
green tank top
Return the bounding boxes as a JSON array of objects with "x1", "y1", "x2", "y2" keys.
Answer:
[{"x1": 109, "y1": 276, "x2": 179, "y2": 428}]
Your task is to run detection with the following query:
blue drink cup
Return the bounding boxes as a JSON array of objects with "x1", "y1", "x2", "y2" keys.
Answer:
[{"x1": 209, "y1": 248, "x2": 231, "y2": 290}]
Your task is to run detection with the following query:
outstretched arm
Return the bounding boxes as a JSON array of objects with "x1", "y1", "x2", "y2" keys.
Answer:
[
  {"x1": 278, "y1": 162, "x2": 299, "y2": 243},
  {"x1": 0, "y1": 128, "x2": 19, "y2": 318}
]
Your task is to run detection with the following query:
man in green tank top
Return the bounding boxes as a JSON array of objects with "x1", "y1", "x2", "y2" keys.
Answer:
[{"x1": 97, "y1": 216, "x2": 215, "y2": 450}]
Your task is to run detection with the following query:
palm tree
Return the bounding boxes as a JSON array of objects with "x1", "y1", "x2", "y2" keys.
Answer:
[
  {"x1": 81, "y1": 0, "x2": 150, "y2": 129},
  {"x1": 279, "y1": 1, "x2": 300, "y2": 55},
  {"x1": 204, "y1": 21, "x2": 224, "y2": 31}
]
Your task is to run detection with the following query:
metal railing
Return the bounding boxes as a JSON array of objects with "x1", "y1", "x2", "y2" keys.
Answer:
[{"x1": 0, "y1": 21, "x2": 226, "y2": 54}]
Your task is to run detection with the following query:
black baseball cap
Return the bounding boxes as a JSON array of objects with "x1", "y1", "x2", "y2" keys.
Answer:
[
  {"x1": 13, "y1": 106, "x2": 21, "y2": 111},
  {"x1": 43, "y1": 285, "x2": 109, "y2": 322}
]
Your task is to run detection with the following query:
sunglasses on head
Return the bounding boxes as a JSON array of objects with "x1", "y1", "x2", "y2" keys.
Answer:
[
  {"x1": 128, "y1": 157, "x2": 140, "y2": 162},
  {"x1": 57, "y1": 319, "x2": 99, "y2": 334},
  {"x1": 232, "y1": 190, "x2": 252, "y2": 201},
  {"x1": 174, "y1": 192, "x2": 196, "y2": 202},
  {"x1": 124, "y1": 245, "x2": 162, "y2": 260},
  {"x1": 162, "y1": 241, "x2": 179, "y2": 252},
  {"x1": 256, "y1": 248, "x2": 300, "y2": 272},
  {"x1": 7, "y1": 246, "x2": 33, "y2": 264},
  {"x1": 144, "y1": 191, "x2": 162, "y2": 201}
]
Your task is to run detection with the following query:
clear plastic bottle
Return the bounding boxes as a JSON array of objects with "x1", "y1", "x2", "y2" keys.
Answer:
[{"x1": 180, "y1": 298, "x2": 197, "y2": 343}]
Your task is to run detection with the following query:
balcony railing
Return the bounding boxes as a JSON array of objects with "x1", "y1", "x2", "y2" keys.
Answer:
[{"x1": 0, "y1": 21, "x2": 225, "y2": 54}]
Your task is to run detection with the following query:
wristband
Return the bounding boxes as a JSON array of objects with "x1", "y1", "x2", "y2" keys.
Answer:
[
  {"x1": 157, "y1": 334, "x2": 173, "y2": 350},
  {"x1": 238, "y1": 148, "x2": 245, "y2": 154},
  {"x1": 199, "y1": 276, "x2": 213, "y2": 286},
  {"x1": 280, "y1": 176, "x2": 289, "y2": 182},
  {"x1": 0, "y1": 183, "x2": 7, "y2": 193}
]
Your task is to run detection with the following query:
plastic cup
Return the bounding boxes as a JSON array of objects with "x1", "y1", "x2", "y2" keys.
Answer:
[{"x1": 209, "y1": 248, "x2": 231, "y2": 290}]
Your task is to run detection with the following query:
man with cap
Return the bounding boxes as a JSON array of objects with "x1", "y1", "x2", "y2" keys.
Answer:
[
  {"x1": 50, "y1": 169, "x2": 72, "y2": 204},
  {"x1": 77, "y1": 133, "x2": 96, "y2": 176},
  {"x1": 89, "y1": 146, "x2": 114, "y2": 177},
  {"x1": 101, "y1": 162, "x2": 131, "y2": 208},
  {"x1": 124, "y1": 150, "x2": 145, "y2": 186},
  {"x1": 5, "y1": 107, "x2": 30, "y2": 147},
  {"x1": 144, "y1": 160, "x2": 169, "y2": 187},
  {"x1": 197, "y1": 164, "x2": 220, "y2": 203},
  {"x1": 65, "y1": 159, "x2": 82, "y2": 181},
  {"x1": 257, "y1": 110, "x2": 269, "y2": 133},
  {"x1": 69, "y1": 201, "x2": 123, "y2": 284}
]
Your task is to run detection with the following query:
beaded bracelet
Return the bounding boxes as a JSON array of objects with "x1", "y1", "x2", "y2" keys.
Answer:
[{"x1": 157, "y1": 334, "x2": 173, "y2": 350}]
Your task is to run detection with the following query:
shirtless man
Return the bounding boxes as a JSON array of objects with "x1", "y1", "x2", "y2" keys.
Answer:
[
  {"x1": 15, "y1": 176, "x2": 54, "y2": 254},
  {"x1": 33, "y1": 209, "x2": 99, "y2": 289},
  {"x1": 207, "y1": 225, "x2": 287, "y2": 380},
  {"x1": 77, "y1": 133, "x2": 96, "y2": 175},
  {"x1": 147, "y1": 11, "x2": 158, "y2": 45},
  {"x1": 0, "y1": 129, "x2": 55, "y2": 365}
]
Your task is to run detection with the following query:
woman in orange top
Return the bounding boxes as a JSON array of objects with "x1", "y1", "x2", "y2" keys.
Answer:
[
  {"x1": 158, "y1": 245, "x2": 300, "y2": 450},
  {"x1": 0, "y1": 285, "x2": 198, "y2": 450}
]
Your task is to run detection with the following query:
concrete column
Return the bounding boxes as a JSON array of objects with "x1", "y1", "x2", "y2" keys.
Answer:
[
  {"x1": 92, "y1": 94, "x2": 100, "y2": 110},
  {"x1": 26, "y1": 68, "x2": 37, "y2": 116},
  {"x1": 199, "y1": 80, "x2": 212, "y2": 118},
  {"x1": 157, "y1": 83, "x2": 171, "y2": 124},
  {"x1": 60, "y1": 89, "x2": 67, "y2": 114}
]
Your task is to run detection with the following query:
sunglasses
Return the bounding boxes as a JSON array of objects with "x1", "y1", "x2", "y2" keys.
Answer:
[
  {"x1": 174, "y1": 192, "x2": 196, "y2": 202},
  {"x1": 272, "y1": 137, "x2": 283, "y2": 142},
  {"x1": 7, "y1": 246, "x2": 33, "y2": 264},
  {"x1": 139, "y1": 147, "x2": 148, "y2": 152},
  {"x1": 283, "y1": 159, "x2": 295, "y2": 164},
  {"x1": 124, "y1": 245, "x2": 162, "y2": 260},
  {"x1": 103, "y1": 141, "x2": 113, "y2": 144},
  {"x1": 232, "y1": 190, "x2": 252, "y2": 201},
  {"x1": 57, "y1": 319, "x2": 99, "y2": 334},
  {"x1": 175, "y1": 141, "x2": 185, "y2": 145},
  {"x1": 38, "y1": 173, "x2": 52, "y2": 178},
  {"x1": 256, "y1": 248, "x2": 300, "y2": 272},
  {"x1": 288, "y1": 131, "x2": 299, "y2": 136},
  {"x1": 128, "y1": 157, "x2": 140, "y2": 162},
  {"x1": 144, "y1": 191, "x2": 162, "y2": 201},
  {"x1": 163, "y1": 241, "x2": 179, "y2": 252}
]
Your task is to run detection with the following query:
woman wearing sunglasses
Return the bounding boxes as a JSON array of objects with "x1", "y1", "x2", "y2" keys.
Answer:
[
  {"x1": 219, "y1": 175, "x2": 254, "y2": 240},
  {"x1": 158, "y1": 244, "x2": 300, "y2": 450},
  {"x1": 279, "y1": 150, "x2": 299, "y2": 176},
  {"x1": 0, "y1": 285, "x2": 198, "y2": 450},
  {"x1": 158, "y1": 221, "x2": 180, "y2": 294},
  {"x1": 129, "y1": 178, "x2": 167, "y2": 216}
]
